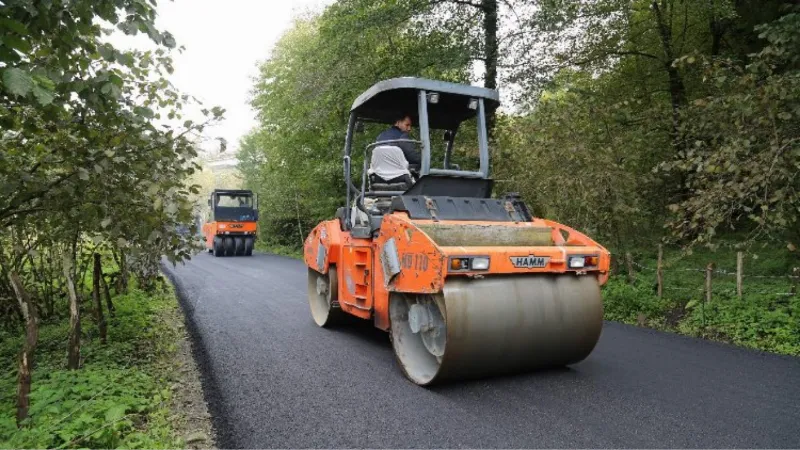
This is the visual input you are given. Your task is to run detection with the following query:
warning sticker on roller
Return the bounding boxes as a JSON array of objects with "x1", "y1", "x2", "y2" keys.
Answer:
[{"x1": 510, "y1": 255, "x2": 550, "y2": 268}]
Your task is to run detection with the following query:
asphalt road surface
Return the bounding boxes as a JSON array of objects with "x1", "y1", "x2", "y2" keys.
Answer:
[{"x1": 162, "y1": 252, "x2": 800, "y2": 449}]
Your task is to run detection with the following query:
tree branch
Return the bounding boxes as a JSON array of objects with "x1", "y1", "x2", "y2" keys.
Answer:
[
  {"x1": 429, "y1": 0, "x2": 482, "y2": 9},
  {"x1": 0, "y1": 171, "x2": 78, "y2": 224}
]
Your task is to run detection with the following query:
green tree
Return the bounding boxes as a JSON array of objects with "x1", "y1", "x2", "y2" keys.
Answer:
[
  {"x1": 241, "y1": 6, "x2": 475, "y2": 248},
  {"x1": 661, "y1": 9, "x2": 800, "y2": 247},
  {"x1": 0, "y1": 0, "x2": 223, "y2": 423}
]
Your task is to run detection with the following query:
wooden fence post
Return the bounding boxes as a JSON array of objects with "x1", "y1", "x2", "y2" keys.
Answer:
[
  {"x1": 625, "y1": 252, "x2": 635, "y2": 284},
  {"x1": 791, "y1": 267, "x2": 799, "y2": 295},
  {"x1": 657, "y1": 244, "x2": 663, "y2": 298},
  {"x1": 736, "y1": 252, "x2": 744, "y2": 299},
  {"x1": 705, "y1": 262, "x2": 714, "y2": 304}
]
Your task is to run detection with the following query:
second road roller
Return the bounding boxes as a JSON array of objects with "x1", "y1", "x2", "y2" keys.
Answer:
[
  {"x1": 203, "y1": 189, "x2": 258, "y2": 257},
  {"x1": 304, "y1": 77, "x2": 611, "y2": 385}
]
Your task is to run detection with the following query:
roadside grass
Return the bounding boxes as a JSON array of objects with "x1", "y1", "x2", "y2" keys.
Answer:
[
  {"x1": 255, "y1": 241, "x2": 303, "y2": 260},
  {"x1": 0, "y1": 283, "x2": 190, "y2": 449},
  {"x1": 603, "y1": 244, "x2": 800, "y2": 356}
]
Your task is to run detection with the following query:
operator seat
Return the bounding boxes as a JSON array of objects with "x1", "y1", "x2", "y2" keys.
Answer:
[
  {"x1": 367, "y1": 145, "x2": 415, "y2": 214},
  {"x1": 368, "y1": 145, "x2": 414, "y2": 191}
]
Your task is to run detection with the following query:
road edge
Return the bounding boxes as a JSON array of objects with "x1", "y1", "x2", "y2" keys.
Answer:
[{"x1": 161, "y1": 261, "x2": 236, "y2": 449}]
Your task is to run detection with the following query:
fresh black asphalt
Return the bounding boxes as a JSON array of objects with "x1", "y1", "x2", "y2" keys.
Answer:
[{"x1": 162, "y1": 251, "x2": 800, "y2": 448}]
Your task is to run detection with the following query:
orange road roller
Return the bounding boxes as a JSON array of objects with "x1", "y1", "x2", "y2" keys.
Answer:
[
  {"x1": 203, "y1": 189, "x2": 258, "y2": 257},
  {"x1": 304, "y1": 77, "x2": 611, "y2": 385}
]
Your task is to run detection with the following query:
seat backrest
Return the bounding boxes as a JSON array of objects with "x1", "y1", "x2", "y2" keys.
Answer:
[{"x1": 368, "y1": 145, "x2": 410, "y2": 182}]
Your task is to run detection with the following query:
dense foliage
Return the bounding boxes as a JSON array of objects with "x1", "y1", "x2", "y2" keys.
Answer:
[
  {"x1": 0, "y1": 0, "x2": 220, "y2": 438},
  {"x1": 0, "y1": 1, "x2": 217, "y2": 312},
  {"x1": 0, "y1": 286, "x2": 188, "y2": 448},
  {"x1": 602, "y1": 244, "x2": 799, "y2": 355},
  {"x1": 243, "y1": 0, "x2": 799, "y2": 252}
]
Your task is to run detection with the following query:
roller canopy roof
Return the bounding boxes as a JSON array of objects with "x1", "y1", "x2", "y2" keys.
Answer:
[
  {"x1": 350, "y1": 77, "x2": 500, "y2": 130},
  {"x1": 212, "y1": 189, "x2": 253, "y2": 196}
]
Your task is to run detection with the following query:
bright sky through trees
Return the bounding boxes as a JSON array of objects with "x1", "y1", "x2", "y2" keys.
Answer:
[{"x1": 109, "y1": 0, "x2": 332, "y2": 155}]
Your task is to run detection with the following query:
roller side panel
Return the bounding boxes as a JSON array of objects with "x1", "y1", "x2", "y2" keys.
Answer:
[
  {"x1": 304, "y1": 221, "x2": 371, "y2": 320},
  {"x1": 371, "y1": 214, "x2": 447, "y2": 330},
  {"x1": 303, "y1": 220, "x2": 343, "y2": 274}
]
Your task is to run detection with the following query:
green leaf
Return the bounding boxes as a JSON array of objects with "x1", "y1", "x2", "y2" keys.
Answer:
[
  {"x1": 162, "y1": 32, "x2": 177, "y2": 49},
  {"x1": 31, "y1": 85, "x2": 55, "y2": 105},
  {"x1": 0, "y1": 17, "x2": 30, "y2": 35},
  {"x1": 3, "y1": 35, "x2": 32, "y2": 53},
  {"x1": 32, "y1": 74, "x2": 56, "y2": 90},
  {"x1": 117, "y1": 52, "x2": 135, "y2": 67},
  {"x1": 0, "y1": 44, "x2": 21, "y2": 62},
  {"x1": 2, "y1": 67, "x2": 34, "y2": 96},
  {"x1": 105, "y1": 405, "x2": 127, "y2": 422},
  {"x1": 134, "y1": 106, "x2": 155, "y2": 119},
  {"x1": 109, "y1": 73, "x2": 124, "y2": 87},
  {"x1": 78, "y1": 168, "x2": 90, "y2": 181},
  {"x1": 98, "y1": 44, "x2": 115, "y2": 61}
]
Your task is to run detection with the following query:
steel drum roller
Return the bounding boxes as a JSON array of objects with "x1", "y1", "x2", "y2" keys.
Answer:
[{"x1": 390, "y1": 275, "x2": 603, "y2": 385}]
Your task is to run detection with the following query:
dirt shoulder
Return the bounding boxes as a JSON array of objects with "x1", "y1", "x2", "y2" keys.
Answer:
[{"x1": 161, "y1": 281, "x2": 217, "y2": 449}]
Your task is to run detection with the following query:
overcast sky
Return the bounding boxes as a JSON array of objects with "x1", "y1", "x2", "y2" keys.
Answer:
[{"x1": 110, "y1": 0, "x2": 332, "y2": 155}]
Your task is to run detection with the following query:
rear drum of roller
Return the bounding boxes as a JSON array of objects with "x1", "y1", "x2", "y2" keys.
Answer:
[{"x1": 389, "y1": 274, "x2": 603, "y2": 385}]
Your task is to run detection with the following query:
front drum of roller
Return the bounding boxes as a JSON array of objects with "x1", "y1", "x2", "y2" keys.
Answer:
[{"x1": 389, "y1": 274, "x2": 603, "y2": 386}]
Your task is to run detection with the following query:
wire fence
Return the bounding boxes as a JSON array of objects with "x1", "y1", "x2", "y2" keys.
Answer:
[{"x1": 622, "y1": 246, "x2": 800, "y2": 300}]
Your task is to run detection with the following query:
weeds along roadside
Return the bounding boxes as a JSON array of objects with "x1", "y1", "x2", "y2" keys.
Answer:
[
  {"x1": 602, "y1": 244, "x2": 800, "y2": 357},
  {"x1": 0, "y1": 277, "x2": 210, "y2": 449}
]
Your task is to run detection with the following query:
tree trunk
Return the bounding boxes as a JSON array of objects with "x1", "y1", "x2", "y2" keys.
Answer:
[
  {"x1": 651, "y1": 1, "x2": 687, "y2": 145},
  {"x1": 482, "y1": 0, "x2": 499, "y2": 136},
  {"x1": 708, "y1": 0, "x2": 730, "y2": 56},
  {"x1": 92, "y1": 253, "x2": 107, "y2": 344},
  {"x1": 101, "y1": 272, "x2": 115, "y2": 318},
  {"x1": 63, "y1": 253, "x2": 81, "y2": 370},
  {"x1": 78, "y1": 252, "x2": 90, "y2": 296},
  {"x1": 710, "y1": 21, "x2": 723, "y2": 56},
  {"x1": 9, "y1": 271, "x2": 37, "y2": 427},
  {"x1": 119, "y1": 249, "x2": 129, "y2": 294}
]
